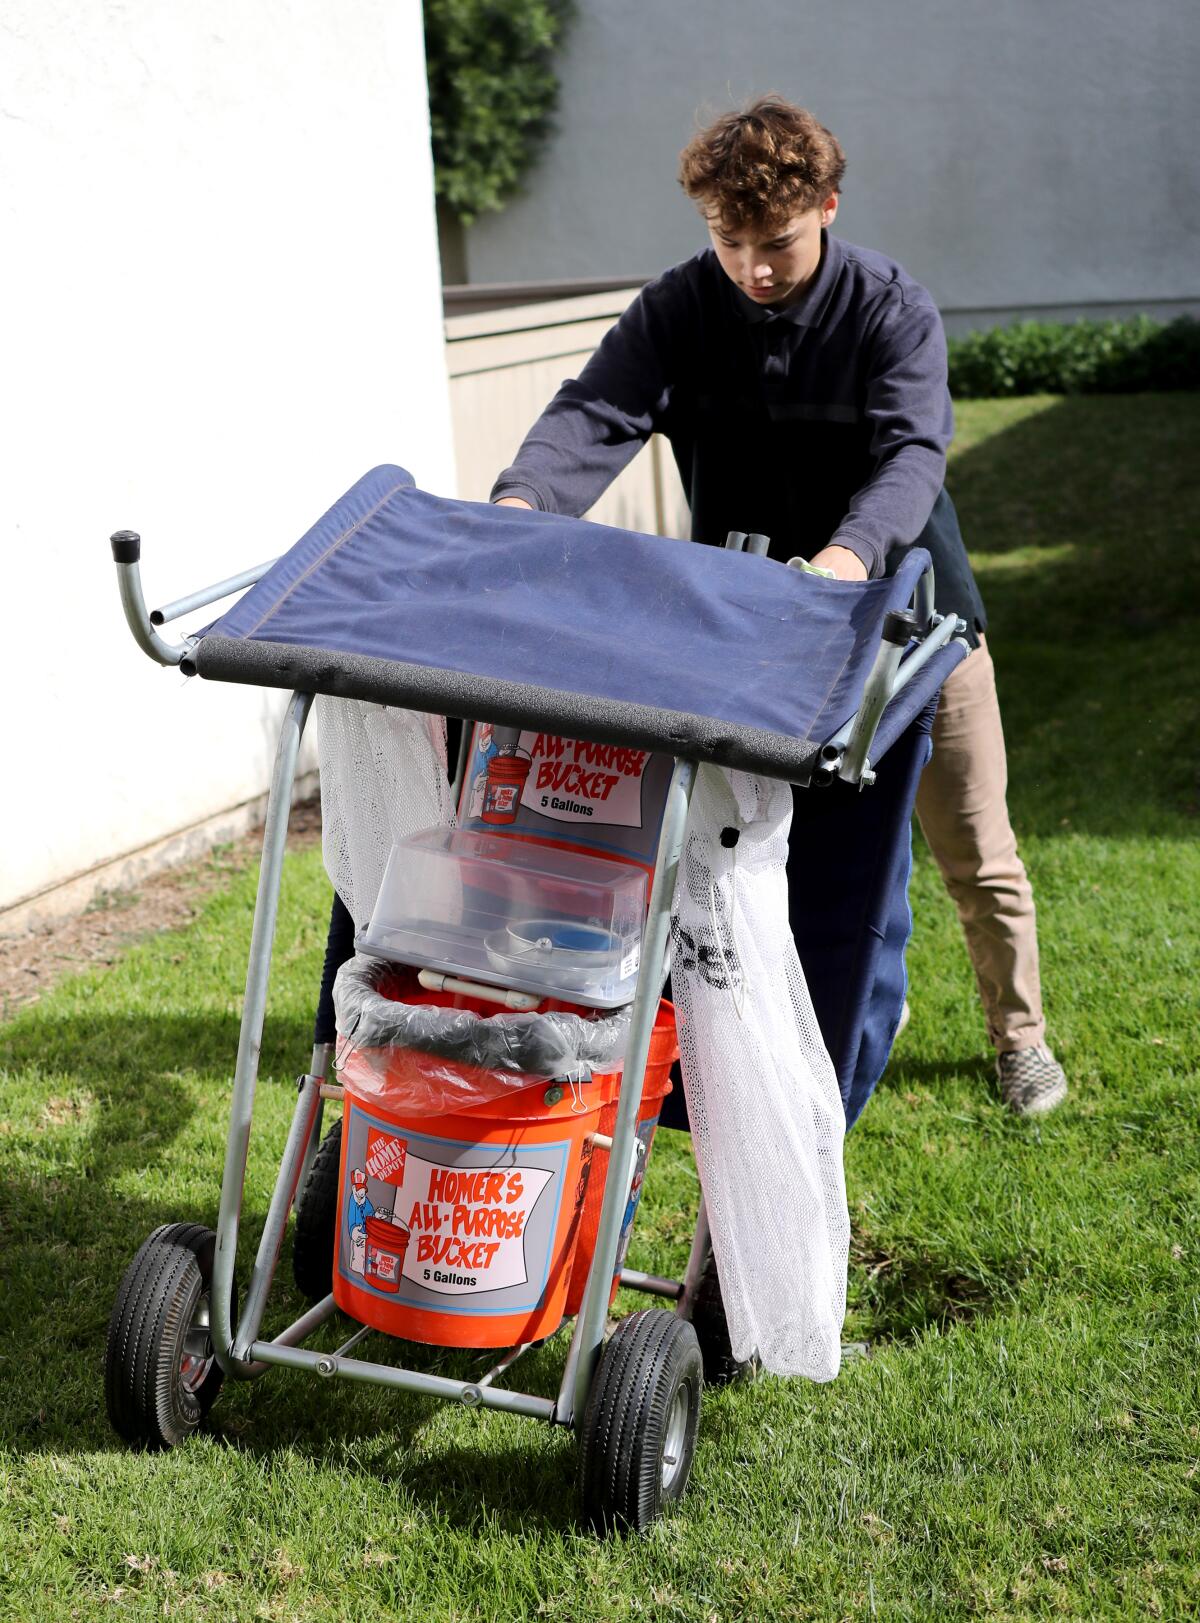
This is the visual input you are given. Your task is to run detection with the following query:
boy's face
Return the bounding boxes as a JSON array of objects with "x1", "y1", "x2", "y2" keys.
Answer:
[{"x1": 706, "y1": 194, "x2": 839, "y2": 308}]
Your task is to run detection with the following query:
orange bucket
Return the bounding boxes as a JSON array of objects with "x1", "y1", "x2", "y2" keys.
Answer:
[
  {"x1": 362, "y1": 1215, "x2": 409, "y2": 1291},
  {"x1": 334, "y1": 1052, "x2": 605, "y2": 1349},
  {"x1": 481, "y1": 751, "x2": 532, "y2": 824},
  {"x1": 564, "y1": 1000, "x2": 678, "y2": 1317}
]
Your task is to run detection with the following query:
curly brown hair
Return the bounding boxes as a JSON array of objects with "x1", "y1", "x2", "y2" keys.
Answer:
[{"x1": 678, "y1": 96, "x2": 846, "y2": 234}]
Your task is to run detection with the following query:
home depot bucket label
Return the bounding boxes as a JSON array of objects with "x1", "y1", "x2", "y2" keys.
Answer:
[
  {"x1": 340, "y1": 1102, "x2": 571, "y2": 1314},
  {"x1": 523, "y1": 734, "x2": 648, "y2": 827},
  {"x1": 400, "y1": 1150, "x2": 553, "y2": 1296},
  {"x1": 461, "y1": 724, "x2": 673, "y2": 868}
]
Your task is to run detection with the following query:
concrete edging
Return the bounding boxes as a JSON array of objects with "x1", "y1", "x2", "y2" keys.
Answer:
[{"x1": 0, "y1": 772, "x2": 320, "y2": 939}]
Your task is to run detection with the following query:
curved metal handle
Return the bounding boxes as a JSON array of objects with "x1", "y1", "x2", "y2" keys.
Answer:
[{"x1": 109, "y1": 531, "x2": 193, "y2": 667}]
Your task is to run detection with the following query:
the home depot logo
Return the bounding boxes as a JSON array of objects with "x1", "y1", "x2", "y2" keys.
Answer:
[{"x1": 365, "y1": 1126, "x2": 407, "y2": 1186}]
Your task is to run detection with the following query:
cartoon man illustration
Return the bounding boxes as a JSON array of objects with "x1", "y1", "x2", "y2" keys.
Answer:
[{"x1": 345, "y1": 1166, "x2": 374, "y2": 1276}]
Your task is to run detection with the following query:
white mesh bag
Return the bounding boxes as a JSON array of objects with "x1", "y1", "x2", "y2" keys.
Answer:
[
  {"x1": 671, "y1": 764, "x2": 849, "y2": 1380},
  {"x1": 316, "y1": 698, "x2": 455, "y2": 927}
]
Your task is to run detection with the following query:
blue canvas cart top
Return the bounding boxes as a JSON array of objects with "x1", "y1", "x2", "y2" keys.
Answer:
[{"x1": 192, "y1": 464, "x2": 963, "y2": 782}]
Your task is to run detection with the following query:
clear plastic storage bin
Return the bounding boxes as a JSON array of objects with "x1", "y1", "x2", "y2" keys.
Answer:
[{"x1": 358, "y1": 827, "x2": 647, "y2": 1008}]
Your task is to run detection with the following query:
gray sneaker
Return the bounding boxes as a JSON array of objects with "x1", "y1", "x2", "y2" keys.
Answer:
[{"x1": 995, "y1": 1044, "x2": 1068, "y2": 1115}]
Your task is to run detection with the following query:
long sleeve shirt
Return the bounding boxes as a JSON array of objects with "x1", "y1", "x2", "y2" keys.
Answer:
[{"x1": 491, "y1": 231, "x2": 986, "y2": 642}]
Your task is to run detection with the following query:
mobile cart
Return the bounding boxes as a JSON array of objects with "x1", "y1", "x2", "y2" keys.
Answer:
[{"x1": 103, "y1": 464, "x2": 966, "y2": 1530}]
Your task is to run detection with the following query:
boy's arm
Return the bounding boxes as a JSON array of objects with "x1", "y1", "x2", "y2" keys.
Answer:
[
  {"x1": 490, "y1": 280, "x2": 678, "y2": 517},
  {"x1": 819, "y1": 299, "x2": 954, "y2": 578}
]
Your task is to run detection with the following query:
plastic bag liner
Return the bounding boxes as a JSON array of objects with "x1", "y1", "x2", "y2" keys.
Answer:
[
  {"x1": 317, "y1": 698, "x2": 455, "y2": 929},
  {"x1": 671, "y1": 765, "x2": 849, "y2": 1381},
  {"x1": 333, "y1": 956, "x2": 632, "y2": 1115}
]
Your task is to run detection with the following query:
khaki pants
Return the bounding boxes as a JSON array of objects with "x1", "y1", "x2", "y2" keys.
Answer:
[{"x1": 914, "y1": 637, "x2": 1045, "y2": 1053}]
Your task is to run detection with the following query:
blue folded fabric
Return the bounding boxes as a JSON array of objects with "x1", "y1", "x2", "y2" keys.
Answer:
[{"x1": 199, "y1": 464, "x2": 948, "y2": 775}]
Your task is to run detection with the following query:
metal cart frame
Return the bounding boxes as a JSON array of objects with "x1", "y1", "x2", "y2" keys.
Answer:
[{"x1": 107, "y1": 524, "x2": 963, "y2": 1522}]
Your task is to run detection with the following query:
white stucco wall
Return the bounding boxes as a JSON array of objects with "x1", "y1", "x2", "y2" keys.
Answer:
[
  {"x1": 462, "y1": 0, "x2": 1199, "y2": 326},
  {"x1": 1, "y1": 1, "x2": 455, "y2": 920}
]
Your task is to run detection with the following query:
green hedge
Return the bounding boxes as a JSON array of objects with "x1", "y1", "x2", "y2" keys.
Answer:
[
  {"x1": 946, "y1": 315, "x2": 1200, "y2": 398},
  {"x1": 424, "y1": 0, "x2": 574, "y2": 224}
]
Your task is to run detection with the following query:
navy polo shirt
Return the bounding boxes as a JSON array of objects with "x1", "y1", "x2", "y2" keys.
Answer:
[{"x1": 492, "y1": 232, "x2": 986, "y2": 644}]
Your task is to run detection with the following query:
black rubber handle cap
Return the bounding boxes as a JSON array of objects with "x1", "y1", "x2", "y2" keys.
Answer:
[
  {"x1": 110, "y1": 530, "x2": 141, "y2": 563},
  {"x1": 882, "y1": 608, "x2": 919, "y2": 646}
]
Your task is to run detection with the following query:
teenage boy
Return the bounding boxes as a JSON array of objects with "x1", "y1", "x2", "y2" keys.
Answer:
[{"x1": 491, "y1": 97, "x2": 1067, "y2": 1115}]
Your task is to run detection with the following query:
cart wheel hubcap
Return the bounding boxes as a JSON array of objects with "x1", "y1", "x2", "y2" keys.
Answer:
[
  {"x1": 661, "y1": 1385, "x2": 690, "y2": 1492},
  {"x1": 179, "y1": 1293, "x2": 215, "y2": 1393}
]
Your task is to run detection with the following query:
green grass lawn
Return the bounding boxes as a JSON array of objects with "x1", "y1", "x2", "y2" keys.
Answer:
[{"x1": 2, "y1": 395, "x2": 1198, "y2": 1620}]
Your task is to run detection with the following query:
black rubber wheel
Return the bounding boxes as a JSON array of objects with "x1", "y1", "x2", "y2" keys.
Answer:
[
  {"x1": 578, "y1": 1308, "x2": 703, "y2": 1533},
  {"x1": 292, "y1": 1117, "x2": 342, "y2": 1301},
  {"x1": 105, "y1": 1223, "x2": 227, "y2": 1449},
  {"x1": 690, "y1": 1245, "x2": 752, "y2": 1387}
]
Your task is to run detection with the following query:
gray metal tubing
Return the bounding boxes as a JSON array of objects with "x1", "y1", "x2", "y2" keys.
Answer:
[
  {"x1": 293, "y1": 1044, "x2": 332, "y2": 1215},
  {"x1": 249, "y1": 1339, "x2": 557, "y2": 1421},
  {"x1": 724, "y1": 531, "x2": 747, "y2": 551},
  {"x1": 746, "y1": 532, "x2": 770, "y2": 557},
  {"x1": 150, "y1": 559, "x2": 278, "y2": 626},
  {"x1": 554, "y1": 1133, "x2": 647, "y2": 1421},
  {"x1": 620, "y1": 1269, "x2": 684, "y2": 1300},
  {"x1": 676, "y1": 1196, "x2": 712, "y2": 1321},
  {"x1": 332, "y1": 1324, "x2": 376, "y2": 1359},
  {"x1": 563, "y1": 756, "x2": 697, "y2": 1428},
  {"x1": 554, "y1": 1310, "x2": 587, "y2": 1424},
  {"x1": 832, "y1": 611, "x2": 963, "y2": 771},
  {"x1": 840, "y1": 638, "x2": 906, "y2": 785},
  {"x1": 269, "y1": 1293, "x2": 338, "y2": 1348},
  {"x1": 115, "y1": 560, "x2": 192, "y2": 666},
  {"x1": 234, "y1": 1071, "x2": 322, "y2": 1359},
  {"x1": 211, "y1": 690, "x2": 314, "y2": 1378},
  {"x1": 476, "y1": 1342, "x2": 534, "y2": 1388},
  {"x1": 890, "y1": 611, "x2": 963, "y2": 691},
  {"x1": 292, "y1": 1099, "x2": 326, "y2": 1215},
  {"x1": 816, "y1": 611, "x2": 964, "y2": 781},
  {"x1": 235, "y1": 1284, "x2": 338, "y2": 1378},
  {"x1": 862, "y1": 615, "x2": 966, "y2": 742},
  {"x1": 449, "y1": 718, "x2": 474, "y2": 804},
  {"x1": 914, "y1": 563, "x2": 936, "y2": 629}
]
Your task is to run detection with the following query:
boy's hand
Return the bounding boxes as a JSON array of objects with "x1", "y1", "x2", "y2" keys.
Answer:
[
  {"x1": 807, "y1": 544, "x2": 868, "y2": 581},
  {"x1": 495, "y1": 496, "x2": 533, "y2": 509}
]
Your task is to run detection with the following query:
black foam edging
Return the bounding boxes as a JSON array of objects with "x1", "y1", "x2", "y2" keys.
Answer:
[
  {"x1": 192, "y1": 636, "x2": 824, "y2": 781},
  {"x1": 191, "y1": 635, "x2": 965, "y2": 784}
]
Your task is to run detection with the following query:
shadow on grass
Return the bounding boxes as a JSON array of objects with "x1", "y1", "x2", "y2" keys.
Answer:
[
  {"x1": 870, "y1": 1053, "x2": 995, "y2": 1095},
  {"x1": 848, "y1": 1237, "x2": 1011, "y2": 1344},
  {"x1": 0, "y1": 1004, "x2": 587, "y2": 1529},
  {"x1": 0, "y1": 1003, "x2": 304, "y2": 1098},
  {"x1": 0, "y1": 1004, "x2": 315, "y2": 1205},
  {"x1": 944, "y1": 393, "x2": 1200, "y2": 840},
  {"x1": 188, "y1": 1331, "x2": 587, "y2": 1534},
  {"x1": 350, "y1": 1438, "x2": 580, "y2": 1535},
  {"x1": 0, "y1": 1008, "x2": 311, "y2": 1445}
]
